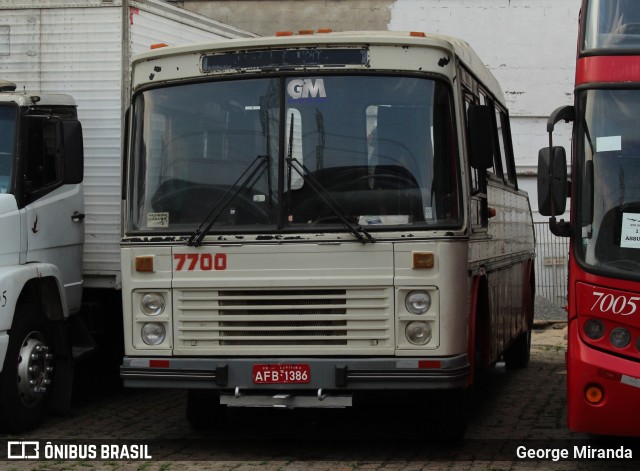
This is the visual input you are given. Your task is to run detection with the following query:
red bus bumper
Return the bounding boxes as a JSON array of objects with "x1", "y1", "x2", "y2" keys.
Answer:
[{"x1": 567, "y1": 319, "x2": 640, "y2": 436}]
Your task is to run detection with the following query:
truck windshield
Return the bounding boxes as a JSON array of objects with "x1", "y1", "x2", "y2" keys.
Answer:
[
  {"x1": 583, "y1": 0, "x2": 640, "y2": 51},
  {"x1": 576, "y1": 89, "x2": 640, "y2": 276},
  {"x1": 128, "y1": 75, "x2": 460, "y2": 234},
  {"x1": 0, "y1": 104, "x2": 16, "y2": 194}
]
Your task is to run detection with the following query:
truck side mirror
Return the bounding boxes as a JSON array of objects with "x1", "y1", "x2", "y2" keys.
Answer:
[
  {"x1": 62, "y1": 120, "x2": 84, "y2": 184},
  {"x1": 467, "y1": 105, "x2": 494, "y2": 170},
  {"x1": 537, "y1": 146, "x2": 567, "y2": 216}
]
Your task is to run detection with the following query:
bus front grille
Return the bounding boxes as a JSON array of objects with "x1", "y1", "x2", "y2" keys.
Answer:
[{"x1": 174, "y1": 287, "x2": 392, "y2": 353}]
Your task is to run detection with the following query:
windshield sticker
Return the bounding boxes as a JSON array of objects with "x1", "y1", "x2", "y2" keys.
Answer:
[
  {"x1": 596, "y1": 136, "x2": 621, "y2": 153},
  {"x1": 620, "y1": 213, "x2": 640, "y2": 248},
  {"x1": 147, "y1": 212, "x2": 169, "y2": 228},
  {"x1": 359, "y1": 215, "x2": 410, "y2": 225},
  {"x1": 424, "y1": 207, "x2": 433, "y2": 220},
  {"x1": 287, "y1": 78, "x2": 327, "y2": 101}
]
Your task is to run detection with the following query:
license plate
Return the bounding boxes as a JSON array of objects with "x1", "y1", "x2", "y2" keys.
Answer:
[{"x1": 252, "y1": 364, "x2": 311, "y2": 384}]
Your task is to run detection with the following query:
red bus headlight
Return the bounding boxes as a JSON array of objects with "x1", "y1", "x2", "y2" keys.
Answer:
[
  {"x1": 584, "y1": 319, "x2": 605, "y2": 340},
  {"x1": 609, "y1": 327, "x2": 631, "y2": 348}
]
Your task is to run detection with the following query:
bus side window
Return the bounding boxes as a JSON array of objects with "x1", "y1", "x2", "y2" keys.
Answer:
[
  {"x1": 464, "y1": 96, "x2": 481, "y2": 194},
  {"x1": 480, "y1": 92, "x2": 500, "y2": 177},
  {"x1": 496, "y1": 109, "x2": 518, "y2": 187}
]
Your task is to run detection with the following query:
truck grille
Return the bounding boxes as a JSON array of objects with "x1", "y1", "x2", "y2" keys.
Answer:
[{"x1": 174, "y1": 287, "x2": 392, "y2": 353}]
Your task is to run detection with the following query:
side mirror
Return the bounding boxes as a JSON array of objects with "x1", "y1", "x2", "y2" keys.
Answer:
[
  {"x1": 537, "y1": 146, "x2": 567, "y2": 216},
  {"x1": 467, "y1": 105, "x2": 494, "y2": 170},
  {"x1": 62, "y1": 120, "x2": 84, "y2": 184}
]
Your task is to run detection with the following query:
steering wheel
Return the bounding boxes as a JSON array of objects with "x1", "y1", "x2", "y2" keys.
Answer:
[
  {"x1": 308, "y1": 214, "x2": 359, "y2": 226},
  {"x1": 615, "y1": 23, "x2": 640, "y2": 35},
  {"x1": 603, "y1": 259, "x2": 640, "y2": 271},
  {"x1": 352, "y1": 172, "x2": 417, "y2": 189}
]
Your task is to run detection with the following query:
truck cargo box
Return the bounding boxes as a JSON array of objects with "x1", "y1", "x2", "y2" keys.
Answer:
[{"x1": 0, "y1": 0, "x2": 255, "y2": 288}]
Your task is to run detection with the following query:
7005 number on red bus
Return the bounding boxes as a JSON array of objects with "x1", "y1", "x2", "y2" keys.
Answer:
[
  {"x1": 174, "y1": 253, "x2": 227, "y2": 271},
  {"x1": 578, "y1": 282, "x2": 640, "y2": 317}
]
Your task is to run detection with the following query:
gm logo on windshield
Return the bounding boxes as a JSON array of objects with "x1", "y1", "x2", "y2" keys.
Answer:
[{"x1": 287, "y1": 78, "x2": 326, "y2": 100}]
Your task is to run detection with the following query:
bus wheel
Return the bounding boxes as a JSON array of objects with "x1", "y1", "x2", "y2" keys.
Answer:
[
  {"x1": 434, "y1": 388, "x2": 470, "y2": 439},
  {"x1": 0, "y1": 305, "x2": 54, "y2": 432},
  {"x1": 504, "y1": 328, "x2": 531, "y2": 369},
  {"x1": 186, "y1": 389, "x2": 226, "y2": 430}
]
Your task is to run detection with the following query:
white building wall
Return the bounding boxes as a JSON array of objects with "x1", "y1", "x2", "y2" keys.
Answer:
[
  {"x1": 388, "y1": 0, "x2": 579, "y2": 220},
  {"x1": 179, "y1": 0, "x2": 580, "y2": 220}
]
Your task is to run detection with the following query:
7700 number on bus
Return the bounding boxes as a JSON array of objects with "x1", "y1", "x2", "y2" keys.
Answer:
[{"x1": 174, "y1": 253, "x2": 227, "y2": 271}]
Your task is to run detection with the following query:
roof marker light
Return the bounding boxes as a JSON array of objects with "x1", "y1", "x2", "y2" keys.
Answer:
[
  {"x1": 276, "y1": 31, "x2": 294, "y2": 37},
  {"x1": 150, "y1": 43, "x2": 169, "y2": 50},
  {"x1": 410, "y1": 31, "x2": 427, "y2": 37}
]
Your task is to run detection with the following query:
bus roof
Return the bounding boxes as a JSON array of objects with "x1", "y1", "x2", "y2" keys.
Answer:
[{"x1": 132, "y1": 30, "x2": 504, "y2": 104}]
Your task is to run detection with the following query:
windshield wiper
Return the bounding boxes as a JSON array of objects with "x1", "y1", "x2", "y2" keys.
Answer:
[
  {"x1": 187, "y1": 155, "x2": 268, "y2": 247},
  {"x1": 285, "y1": 112, "x2": 372, "y2": 244},
  {"x1": 286, "y1": 158, "x2": 375, "y2": 244}
]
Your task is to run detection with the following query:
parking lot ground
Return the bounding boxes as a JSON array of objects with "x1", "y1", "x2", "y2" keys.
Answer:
[{"x1": 2, "y1": 322, "x2": 639, "y2": 470}]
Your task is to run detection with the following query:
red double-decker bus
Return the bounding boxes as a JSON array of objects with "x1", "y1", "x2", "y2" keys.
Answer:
[{"x1": 539, "y1": 0, "x2": 640, "y2": 436}]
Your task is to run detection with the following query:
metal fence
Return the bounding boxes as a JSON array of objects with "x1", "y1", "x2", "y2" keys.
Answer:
[{"x1": 534, "y1": 222, "x2": 570, "y2": 308}]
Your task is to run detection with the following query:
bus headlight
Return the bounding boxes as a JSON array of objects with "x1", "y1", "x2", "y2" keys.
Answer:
[
  {"x1": 405, "y1": 321, "x2": 432, "y2": 345},
  {"x1": 141, "y1": 293, "x2": 165, "y2": 316},
  {"x1": 584, "y1": 319, "x2": 605, "y2": 340},
  {"x1": 610, "y1": 327, "x2": 631, "y2": 348},
  {"x1": 141, "y1": 322, "x2": 166, "y2": 346},
  {"x1": 405, "y1": 290, "x2": 431, "y2": 314}
]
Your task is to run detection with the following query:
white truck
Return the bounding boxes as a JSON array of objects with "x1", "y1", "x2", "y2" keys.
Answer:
[{"x1": 0, "y1": 0, "x2": 253, "y2": 432}]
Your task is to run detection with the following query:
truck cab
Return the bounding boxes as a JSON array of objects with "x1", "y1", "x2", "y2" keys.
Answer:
[{"x1": 0, "y1": 79, "x2": 85, "y2": 432}]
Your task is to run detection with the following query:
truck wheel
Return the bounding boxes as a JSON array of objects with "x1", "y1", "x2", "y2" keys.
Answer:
[
  {"x1": 504, "y1": 328, "x2": 531, "y2": 369},
  {"x1": 0, "y1": 305, "x2": 54, "y2": 432},
  {"x1": 186, "y1": 389, "x2": 226, "y2": 430}
]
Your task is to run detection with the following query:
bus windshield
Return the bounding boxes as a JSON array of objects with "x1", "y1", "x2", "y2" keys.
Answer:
[
  {"x1": 128, "y1": 75, "x2": 460, "y2": 234},
  {"x1": 0, "y1": 104, "x2": 16, "y2": 194},
  {"x1": 576, "y1": 89, "x2": 640, "y2": 275},
  {"x1": 583, "y1": 0, "x2": 640, "y2": 51}
]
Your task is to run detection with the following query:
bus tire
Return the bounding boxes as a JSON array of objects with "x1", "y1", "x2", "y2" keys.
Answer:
[
  {"x1": 434, "y1": 388, "x2": 470, "y2": 439},
  {"x1": 503, "y1": 328, "x2": 531, "y2": 369},
  {"x1": 504, "y1": 270, "x2": 534, "y2": 370},
  {"x1": 186, "y1": 389, "x2": 226, "y2": 430},
  {"x1": 0, "y1": 304, "x2": 54, "y2": 432}
]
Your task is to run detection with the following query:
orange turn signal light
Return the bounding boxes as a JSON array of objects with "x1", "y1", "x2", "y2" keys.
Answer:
[
  {"x1": 135, "y1": 255, "x2": 155, "y2": 273},
  {"x1": 584, "y1": 384, "x2": 604, "y2": 404},
  {"x1": 150, "y1": 43, "x2": 169, "y2": 50},
  {"x1": 410, "y1": 31, "x2": 427, "y2": 38},
  {"x1": 412, "y1": 252, "x2": 434, "y2": 269}
]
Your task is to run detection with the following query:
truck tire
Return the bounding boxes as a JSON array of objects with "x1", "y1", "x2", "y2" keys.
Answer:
[
  {"x1": 186, "y1": 389, "x2": 226, "y2": 430},
  {"x1": 0, "y1": 304, "x2": 55, "y2": 432}
]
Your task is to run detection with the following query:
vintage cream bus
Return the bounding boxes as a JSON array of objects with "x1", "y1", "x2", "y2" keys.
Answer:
[{"x1": 119, "y1": 30, "x2": 535, "y2": 437}]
